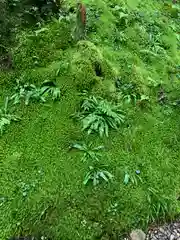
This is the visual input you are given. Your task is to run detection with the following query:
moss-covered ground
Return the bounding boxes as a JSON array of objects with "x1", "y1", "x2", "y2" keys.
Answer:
[{"x1": 0, "y1": 0, "x2": 180, "y2": 239}]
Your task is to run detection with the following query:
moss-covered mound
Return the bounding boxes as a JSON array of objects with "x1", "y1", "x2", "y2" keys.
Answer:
[{"x1": 0, "y1": 0, "x2": 180, "y2": 239}]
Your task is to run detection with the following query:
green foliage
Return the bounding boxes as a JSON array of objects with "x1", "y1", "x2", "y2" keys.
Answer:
[
  {"x1": 0, "y1": 97, "x2": 20, "y2": 135},
  {"x1": 11, "y1": 80, "x2": 61, "y2": 105},
  {"x1": 71, "y1": 40, "x2": 119, "y2": 92},
  {"x1": 75, "y1": 96, "x2": 125, "y2": 137},
  {"x1": 146, "y1": 188, "x2": 176, "y2": 224},
  {"x1": 0, "y1": 0, "x2": 180, "y2": 238},
  {"x1": 123, "y1": 93, "x2": 137, "y2": 105},
  {"x1": 11, "y1": 81, "x2": 45, "y2": 105},
  {"x1": 0, "y1": 0, "x2": 63, "y2": 47},
  {"x1": 116, "y1": 82, "x2": 138, "y2": 105},
  {"x1": 13, "y1": 21, "x2": 72, "y2": 70},
  {"x1": 24, "y1": 84, "x2": 46, "y2": 105},
  {"x1": 123, "y1": 171, "x2": 143, "y2": 186},
  {"x1": 83, "y1": 165, "x2": 113, "y2": 186},
  {"x1": 41, "y1": 80, "x2": 61, "y2": 101},
  {"x1": 71, "y1": 142, "x2": 104, "y2": 162},
  {"x1": 71, "y1": 41, "x2": 103, "y2": 90},
  {"x1": 137, "y1": 95, "x2": 150, "y2": 108}
]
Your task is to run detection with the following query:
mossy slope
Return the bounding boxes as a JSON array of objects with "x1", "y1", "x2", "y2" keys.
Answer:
[{"x1": 0, "y1": 0, "x2": 180, "y2": 239}]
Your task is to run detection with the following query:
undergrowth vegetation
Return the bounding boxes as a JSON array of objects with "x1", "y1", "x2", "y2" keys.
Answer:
[
  {"x1": 0, "y1": 0, "x2": 180, "y2": 239},
  {"x1": 74, "y1": 95, "x2": 125, "y2": 137}
]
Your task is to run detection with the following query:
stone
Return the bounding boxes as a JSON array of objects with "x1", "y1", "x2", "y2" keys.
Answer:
[
  {"x1": 130, "y1": 229, "x2": 146, "y2": 240},
  {"x1": 159, "y1": 227, "x2": 166, "y2": 234},
  {"x1": 170, "y1": 234, "x2": 175, "y2": 240},
  {"x1": 129, "y1": 221, "x2": 180, "y2": 240}
]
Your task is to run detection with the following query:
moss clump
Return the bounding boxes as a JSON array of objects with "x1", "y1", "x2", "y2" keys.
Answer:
[
  {"x1": 17, "y1": 61, "x2": 64, "y2": 86},
  {"x1": 71, "y1": 58, "x2": 99, "y2": 90},
  {"x1": 13, "y1": 21, "x2": 73, "y2": 71},
  {"x1": 71, "y1": 41, "x2": 118, "y2": 91}
]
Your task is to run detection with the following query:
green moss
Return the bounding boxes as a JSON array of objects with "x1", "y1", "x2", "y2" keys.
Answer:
[
  {"x1": 71, "y1": 58, "x2": 99, "y2": 90},
  {"x1": 0, "y1": 71, "x2": 16, "y2": 87},
  {"x1": 13, "y1": 21, "x2": 73, "y2": 70},
  {"x1": 0, "y1": 0, "x2": 180, "y2": 239},
  {"x1": 70, "y1": 41, "x2": 120, "y2": 92}
]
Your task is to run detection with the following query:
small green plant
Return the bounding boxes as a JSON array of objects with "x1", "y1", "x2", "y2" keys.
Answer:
[
  {"x1": 11, "y1": 81, "x2": 45, "y2": 105},
  {"x1": 24, "y1": 84, "x2": 46, "y2": 105},
  {"x1": 123, "y1": 93, "x2": 137, "y2": 105},
  {"x1": 11, "y1": 80, "x2": 61, "y2": 105},
  {"x1": 84, "y1": 165, "x2": 113, "y2": 186},
  {"x1": 75, "y1": 96, "x2": 125, "y2": 137},
  {"x1": 0, "y1": 117, "x2": 11, "y2": 135},
  {"x1": 137, "y1": 95, "x2": 150, "y2": 108},
  {"x1": 146, "y1": 188, "x2": 174, "y2": 224},
  {"x1": 11, "y1": 80, "x2": 27, "y2": 105},
  {"x1": 123, "y1": 170, "x2": 143, "y2": 186},
  {"x1": 71, "y1": 142, "x2": 104, "y2": 162},
  {"x1": 0, "y1": 97, "x2": 20, "y2": 135},
  {"x1": 116, "y1": 82, "x2": 137, "y2": 105},
  {"x1": 41, "y1": 80, "x2": 61, "y2": 101}
]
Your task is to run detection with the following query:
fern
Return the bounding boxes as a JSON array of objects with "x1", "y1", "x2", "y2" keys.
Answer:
[
  {"x1": 41, "y1": 80, "x2": 61, "y2": 101},
  {"x1": 71, "y1": 142, "x2": 104, "y2": 162},
  {"x1": 24, "y1": 84, "x2": 46, "y2": 105},
  {"x1": 76, "y1": 96, "x2": 125, "y2": 137},
  {"x1": 84, "y1": 165, "x2": 113, "y2": 186},
  {"x1": 116, "y1": 82, "x2": 137, "y2": 105},
  {"x1": 123, "y1": 93, "x2": 137, "y2": 105},
  {"x1": 11, "y1": 82, "x2": 45, "y2": 105},
  {"x1": 11, "y1": 80, "x2": 61, "y2": 105}
]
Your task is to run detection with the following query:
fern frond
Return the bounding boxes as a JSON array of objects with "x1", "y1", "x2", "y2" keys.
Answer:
[{"x1": 77, "y1": 96, "x2": 125, "y2": 137}]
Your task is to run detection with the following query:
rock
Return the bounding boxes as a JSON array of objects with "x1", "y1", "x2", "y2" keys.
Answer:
[
  {"x1": 129, "y1": 220, "x2": 180, "y2": 240},
  {"x1": 130, "y1": 229, "x2": 146, "y2": 240},
  {"x1": 170, "y1": 234, "x2": 175, "y2": 240},
  {"x1": 159, "y1": 227, "x2": 167, "y2": 236}
]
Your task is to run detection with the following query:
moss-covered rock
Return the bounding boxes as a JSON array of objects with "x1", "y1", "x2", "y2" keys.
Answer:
[{"x1": 70, "y1": 40, "x2": 118, "y2": 92}]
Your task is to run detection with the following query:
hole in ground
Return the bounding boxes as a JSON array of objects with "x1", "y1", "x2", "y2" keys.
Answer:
[{"x1": 94, "y1": 62, "x2": 103, "y2": 77}]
